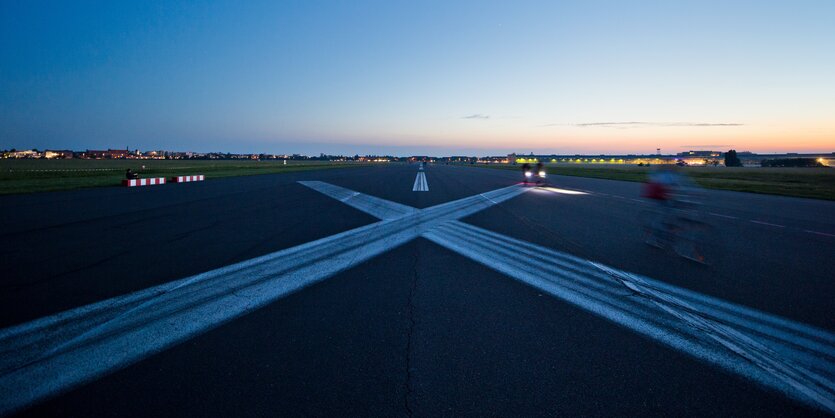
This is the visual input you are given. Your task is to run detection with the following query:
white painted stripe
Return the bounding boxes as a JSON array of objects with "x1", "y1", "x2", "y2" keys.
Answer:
[
  {"x1": 805, "y1": 230, "x2": 835, "y2": 238},
  {"x1": 412, "y1": 172, "x2": 429, "y2": 192},
  {"x1": 479, "y1": 193, "x2": 498, "y2": 205},
  {"x1": 0, "y1": 183, "x2": 529, "y2": 415},
  {"x1": 587, "y1": 262, "x2": 835, "y2": 407},
  {"x1": 300, "y1": 181, "x2": 417, "y2": 220},
  {"x1": 0, "y1": 220, "x2": 421, "y2": 414},
  {"x1": 709, "y1": 212, "x2": 738, "y2": 219},
  {"x1": 751, "y1": 220, "x2": 785, "y2": 228},
  {"x1": 422, "y1": 221, "x2": 835, "y2": 413},
  {"x1": 443, "y1": 220, "x2": 835, "y2": 359}
]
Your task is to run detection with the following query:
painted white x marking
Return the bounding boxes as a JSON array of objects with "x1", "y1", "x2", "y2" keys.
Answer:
[
  {"x1": 285, "y1": 181, "x2": 835, "y2": 413},
  {"x1": 0, "y1": 181, "x2": 528, "y2": 414},
  {"x1": 1, "y1": 181, "x2": 833, "y2": 414}
]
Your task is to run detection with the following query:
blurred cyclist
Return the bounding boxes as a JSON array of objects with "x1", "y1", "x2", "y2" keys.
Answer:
[
  {"x1": 646, "y1": 165, "x2": 681, "y2": 200},
  {"x1": 642, "y1": 165, "x2": 682, "y2": 244},
  {"x1": 642, "y1": 165, "x2": 711, "y2": 262}
]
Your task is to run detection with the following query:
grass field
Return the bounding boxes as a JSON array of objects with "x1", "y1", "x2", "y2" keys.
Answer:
[
  {"x1": 0, "y1": 159, "x2": 368, "y2": 195},
  {"x1": 475, "y1": 163, "x2": 835, "y2": 201}
]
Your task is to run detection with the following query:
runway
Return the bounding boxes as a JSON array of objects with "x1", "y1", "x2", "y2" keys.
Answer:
[{"x1": 1, "y1": 163, "x2": 833, "y2": 416}]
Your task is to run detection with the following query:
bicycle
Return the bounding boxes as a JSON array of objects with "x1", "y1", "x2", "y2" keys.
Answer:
[{"x1": 641, "y1": 194, "x2": 715, "y2": 265}]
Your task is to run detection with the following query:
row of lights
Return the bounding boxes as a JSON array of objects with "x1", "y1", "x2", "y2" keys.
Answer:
[{"x1": 517, "y1": 158, "x2": 628, "y2": 164}]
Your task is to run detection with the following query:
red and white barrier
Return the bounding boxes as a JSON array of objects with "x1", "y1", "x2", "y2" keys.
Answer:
[
  {"x1": 122, "y1": 178, "x2": 166, "y2": 187},
  {"x1": 171, "y1": 175, "x2": 205, "y2": 183}
]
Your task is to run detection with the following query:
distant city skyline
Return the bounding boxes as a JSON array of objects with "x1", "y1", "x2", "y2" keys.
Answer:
[{"x1": 2, "y1": 1, "x2": 834, "y2": 155}]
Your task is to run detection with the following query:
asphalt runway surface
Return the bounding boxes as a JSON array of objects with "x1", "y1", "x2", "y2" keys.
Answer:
[{"x1": 1, "y1": 163, "x2": 833, "y2": 416}]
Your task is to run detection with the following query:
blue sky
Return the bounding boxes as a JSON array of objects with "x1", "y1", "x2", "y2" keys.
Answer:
[{"x1": 2, "y1": 0, "x2": 834, "y2": 155}]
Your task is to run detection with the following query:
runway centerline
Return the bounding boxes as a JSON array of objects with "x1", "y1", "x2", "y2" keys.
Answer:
[{"x1": 412, "y1": 171, "x2": 429, "y2": 192}]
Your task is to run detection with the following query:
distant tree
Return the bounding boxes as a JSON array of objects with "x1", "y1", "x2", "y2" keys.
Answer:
[{"x1": 725, "y1": 150, "x2": 742, "y2": 167}]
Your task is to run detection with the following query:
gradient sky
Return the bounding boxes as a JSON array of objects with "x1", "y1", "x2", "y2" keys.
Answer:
[{"x1": 2, "y1": 0, "x2": 834, "y2": 155}]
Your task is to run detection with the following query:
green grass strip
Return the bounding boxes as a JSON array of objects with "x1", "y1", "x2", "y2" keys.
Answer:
[{"x1": 0, "y1": 160, "x2": 370, "y2": 195}]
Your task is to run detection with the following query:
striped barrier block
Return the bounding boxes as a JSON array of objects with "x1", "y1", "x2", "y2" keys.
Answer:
[
  {"x1": 171, "y1": 175, "x2": 205, "y2": 183},
  {"x1": 122, "y1": 178, "x2": 166, "y2": 187}
]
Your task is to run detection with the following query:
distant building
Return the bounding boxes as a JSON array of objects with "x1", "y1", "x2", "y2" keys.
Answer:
[
  {"x1": 142, "y1": 151, "x2": 165, "y2": 159},
  {"x1": 44, "y1": 150, "x2": 74, "y2": 159},
  {"x1": 480, "y1": 156, "x2": 509, "y2": 164},
  {"x1": 676, "y1": 150, "x2": 722, "y2": 157},
  {"x1": 442, "y1": 156, "x2": 476, "y2": 163},
  {"x1": 6, "y1": 149, "x2": 42, "y2": 158},
  {"x1": 83, "y1": 149, "x2": 129, "y2": 159}
]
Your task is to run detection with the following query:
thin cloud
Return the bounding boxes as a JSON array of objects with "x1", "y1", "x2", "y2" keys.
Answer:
[
  {"x1": 674, "y1": 123, "x2": 743, "y2": 127},
  {"x1": 575, "y1": 122, "x2": 648, "y2": 127},
  {"x1": 679, "y1": 144, "x2": 732, "y2": 148},
  {"x1": 567, "y1": 121, "x2": 743, "y2": 129},
  {"x1": 462, "y1": 114, "x2": 490, "y2": 120}
]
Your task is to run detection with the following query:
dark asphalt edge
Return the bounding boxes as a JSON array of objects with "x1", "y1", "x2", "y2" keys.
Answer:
[{"x1": 448, "y1": 163, "x2": 835, "y2": 202}]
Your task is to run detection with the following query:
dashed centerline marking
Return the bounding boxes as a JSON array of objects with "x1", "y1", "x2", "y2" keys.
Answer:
[
  {"x1": 709, "y1": 212, "x2": 738, "y2": 219},
  {"x1": 412, "y1": 171, "x2": 429, "y2": 192},
  {"x1": 805, "y1": 230, "x2": 835, "y2": 238},
  {"x1": 559, "y1": 188, "x2": 824, "y2": 239},
  {"x1": 750, "y1": 220, "x2": 785, "y2": 228}
]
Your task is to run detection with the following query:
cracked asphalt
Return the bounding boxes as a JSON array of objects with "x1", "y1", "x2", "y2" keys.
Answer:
[{"x1": 2, "y1": 163, "x2": 832, "y2": 417}]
